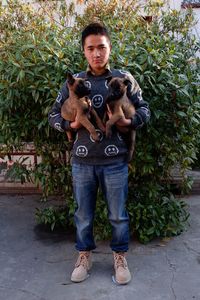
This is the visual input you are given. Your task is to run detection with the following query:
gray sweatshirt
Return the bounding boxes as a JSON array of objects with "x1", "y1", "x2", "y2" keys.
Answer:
[{"x1": 48, "y1": 67, "x2": 150, "y2": 165}]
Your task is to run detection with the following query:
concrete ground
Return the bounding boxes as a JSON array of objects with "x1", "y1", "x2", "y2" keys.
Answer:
[{"x1": 0, "y1": 194, "x2": 199, "y2": 300}]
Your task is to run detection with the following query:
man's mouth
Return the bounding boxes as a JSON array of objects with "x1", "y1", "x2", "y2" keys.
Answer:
[{"x1": 93, "y1": 60, "x2": 102, "y2": 64}]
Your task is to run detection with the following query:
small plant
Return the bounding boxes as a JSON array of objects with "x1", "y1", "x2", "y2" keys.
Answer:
[
  {"x1": 35, "y1": 206, "x2": 71, "y2": 231},
  {"x1": 5, "y1": 157, "x2": 32, "y2": 184},
  {"x1": 128, "y1": 190, "x2": 189, "y2": 243}
]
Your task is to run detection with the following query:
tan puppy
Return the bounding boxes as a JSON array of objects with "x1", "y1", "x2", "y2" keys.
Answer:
[
  {"x1": 106, "y1": 77, "x2": 136, "y2": 162},
  {"x1": 61, "y1": 73, "x2": 105, "y2": 142}
]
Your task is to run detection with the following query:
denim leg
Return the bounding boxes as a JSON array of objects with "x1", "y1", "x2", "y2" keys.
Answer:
[
  {"x1": 99, "y1": 163, "x2": 129, "y2": 252},
  {"x1": 72, "y1": 163, "x2": 98, "y2": 251}
]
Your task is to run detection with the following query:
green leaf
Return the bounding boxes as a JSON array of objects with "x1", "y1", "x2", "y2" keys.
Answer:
[
  {"x1": 177, "y1": 111, "x2": 187, "y2": 117},
  {"x1": 11, "y1": 61, "x2": 21, "y2": 68},
  {"x1": 18, "y1": 70, "x2": 25, "y2": 81}
]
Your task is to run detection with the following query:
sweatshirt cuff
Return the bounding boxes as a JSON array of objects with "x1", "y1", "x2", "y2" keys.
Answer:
[
  {"x1": 131, "y1": 114, "x2": 144, "y2": 130},
  {"x1": 61, "y1": 119, "x2": 71, "y2": 131}
]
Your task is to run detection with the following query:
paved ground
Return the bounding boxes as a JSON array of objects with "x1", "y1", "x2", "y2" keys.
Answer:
[{"x1": 0, "y1": 194, "x2": 199, "y2": 300}]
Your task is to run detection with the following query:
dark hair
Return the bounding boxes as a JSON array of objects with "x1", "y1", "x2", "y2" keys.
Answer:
[{"x1": 81, "y1": 22, "x2": 110, "y2": 48}]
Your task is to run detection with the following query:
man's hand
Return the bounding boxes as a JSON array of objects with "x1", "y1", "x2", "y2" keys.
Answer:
[
  {"x1": 115, "y1": 116, "x2": 131, "y2": 127},
  {"x1": 70, "y1": 116, "x2": 82, "y2": 130},
  {"x1": 106, "y1": 105, "x2": 131, "y2": 127}
]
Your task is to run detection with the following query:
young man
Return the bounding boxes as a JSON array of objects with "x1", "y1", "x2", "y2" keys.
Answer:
[{"x1": 48, "y1": 23, "x2": 150, "y2": 284}]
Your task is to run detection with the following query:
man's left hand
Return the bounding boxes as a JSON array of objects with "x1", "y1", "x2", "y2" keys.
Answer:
[{"x1": 106, "y1": 105, "x2": 131, "y2": 127}]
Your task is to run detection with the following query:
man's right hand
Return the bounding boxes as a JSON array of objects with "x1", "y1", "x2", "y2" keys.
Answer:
[{"x1": 70, "y1": 116, "x2": 82, "y2": 130}]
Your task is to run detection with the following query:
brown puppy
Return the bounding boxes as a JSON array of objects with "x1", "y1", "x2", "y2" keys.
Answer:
[
  {"x1": 61, "y1": 73, "x2": 105, "y2": 142},
  {"x1": 106, "y1": 77, "x2": 136, "y2": 162}
]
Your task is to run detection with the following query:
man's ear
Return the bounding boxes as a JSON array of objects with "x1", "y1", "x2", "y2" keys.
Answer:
[
  {"x1": 66, "y1": 72, "x2": 75, "y2": 85},
  {"x1": 123, "y1": 78, "x2": 132, "y2": 86}
]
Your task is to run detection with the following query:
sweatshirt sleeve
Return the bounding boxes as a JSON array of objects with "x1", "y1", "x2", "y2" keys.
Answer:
[
  {"x1": 48, "y1": 81, "x2": 70, "y2": 132},
  {"x1": 125, "y1": 73, "x2": 150, "y2": 130}
]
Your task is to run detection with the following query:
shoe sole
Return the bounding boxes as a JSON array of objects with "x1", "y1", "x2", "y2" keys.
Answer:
[
  {"x1": 112, "y1": 275, "x2": 131, "y2": 285},
  {"x1": 71, "y1": 273, "x2": 90, "y2": 283}
]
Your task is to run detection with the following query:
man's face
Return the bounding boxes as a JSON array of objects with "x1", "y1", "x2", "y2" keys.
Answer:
[{"x1": 83, "y1": 34, "x2": 111, "y2": 75}]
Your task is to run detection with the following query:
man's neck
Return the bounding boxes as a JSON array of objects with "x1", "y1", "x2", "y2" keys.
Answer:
[
  {"x1": 90, "y1": 68, "x2": 107, "y2": 76},
  {"x1": 87, "y1": 63, "x2": 110, "y2": 76}
]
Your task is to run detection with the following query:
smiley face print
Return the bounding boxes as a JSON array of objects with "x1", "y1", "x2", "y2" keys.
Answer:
[
  {"x1": 92, "y1": 94, "x2": 104, "y2": 108},
  {"x1": 76, "y1": 146, "x2": 88, "y2": 157},
  {"x1": 104, "y1": 145, "x2": 119, "y2": 156}
]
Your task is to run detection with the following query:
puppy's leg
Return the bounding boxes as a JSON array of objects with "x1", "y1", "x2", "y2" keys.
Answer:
[
  {"x1": 66, "y1": 130, "x2": 73, "y2": 142},
  {"x1": 106, "y1": 114, "x2": 123, "y2": 138},
  {"x1": 65, "y1": 130, "x2": 74, "y2": 150},
  {"x1": 115, "y1": 125, "x2": 129, "y2": 134},
  {"x1": 103, "y1": 112, "x2": 108, "y2": 125},
  {"x1": 90, "y1": 108, "x2": 105, "y2": 132},
  {"x1": 78, "y1": 115, "x2": 100, "y2": 141},
  {"x1": 127, "y1": 130, "x2": 136, "y2": 162}
]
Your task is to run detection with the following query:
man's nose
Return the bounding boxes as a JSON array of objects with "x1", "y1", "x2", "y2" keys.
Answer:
[{"x1": 93, "y1": 49, "x2": 101, "y2": 57}]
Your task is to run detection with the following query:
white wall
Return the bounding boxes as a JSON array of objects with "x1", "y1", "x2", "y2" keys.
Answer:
[
  {"x1": 169, "y1": 0, "x2": 183, "y2": 9},
  {"x1": 169, "y1": 0, "x2": 200, "y2": 39}
]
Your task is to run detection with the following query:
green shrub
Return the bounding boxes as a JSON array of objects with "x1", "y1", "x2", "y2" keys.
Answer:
[
  {"x1": 0, "y1": 0, "x2": 199, "y2": 242},
  {"x1": 35, "y1": 206, "x2": 70, "y2": 231},
  {"x1": 127, "y1": 184, "x2": 189, "y2": 243}
]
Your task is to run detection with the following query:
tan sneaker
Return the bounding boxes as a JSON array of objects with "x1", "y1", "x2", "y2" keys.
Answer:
[
  {"x1": 71, "y1": 251, "x2": 92, "y2": 283},
  {"x1": 113, "y1": 251, "x2": 132, "y2": 284}
]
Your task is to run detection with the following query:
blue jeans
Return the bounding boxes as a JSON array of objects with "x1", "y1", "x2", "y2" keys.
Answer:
[{"x1": 72, "y1": 162, "x2": 129, "y2": 252}]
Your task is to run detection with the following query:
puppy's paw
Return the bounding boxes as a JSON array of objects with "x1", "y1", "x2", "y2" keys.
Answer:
[
  {"x1": 91, "y1": 133, "x2": 100, "y2": 142},
  {"x1": 99, "y1": 124, "x2": 106, "y2": 132}
]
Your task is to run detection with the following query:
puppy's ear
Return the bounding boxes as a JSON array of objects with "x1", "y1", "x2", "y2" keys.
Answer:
[
  {"x1": 106, "y1": 76, "x2": 113, "y2": 84},
  {"x1": 123, "y1": 78, "x2": 132, "y2": 86},
  {"x1": 66, "y1": 72, "x2": 75, "y2": 85}
]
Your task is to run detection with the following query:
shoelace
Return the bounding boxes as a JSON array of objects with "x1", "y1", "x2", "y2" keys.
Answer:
[
  {"x1": 75, "y1": 252, "x2": 89, "y2": 268},
  {"x1": 114, "y1": 253, "x2": 127, "y2": 269}
]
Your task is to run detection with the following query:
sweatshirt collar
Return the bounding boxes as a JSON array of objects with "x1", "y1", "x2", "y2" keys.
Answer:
[{"x1": 86, "y1": 63, "x2": 112, "y2": 77}]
